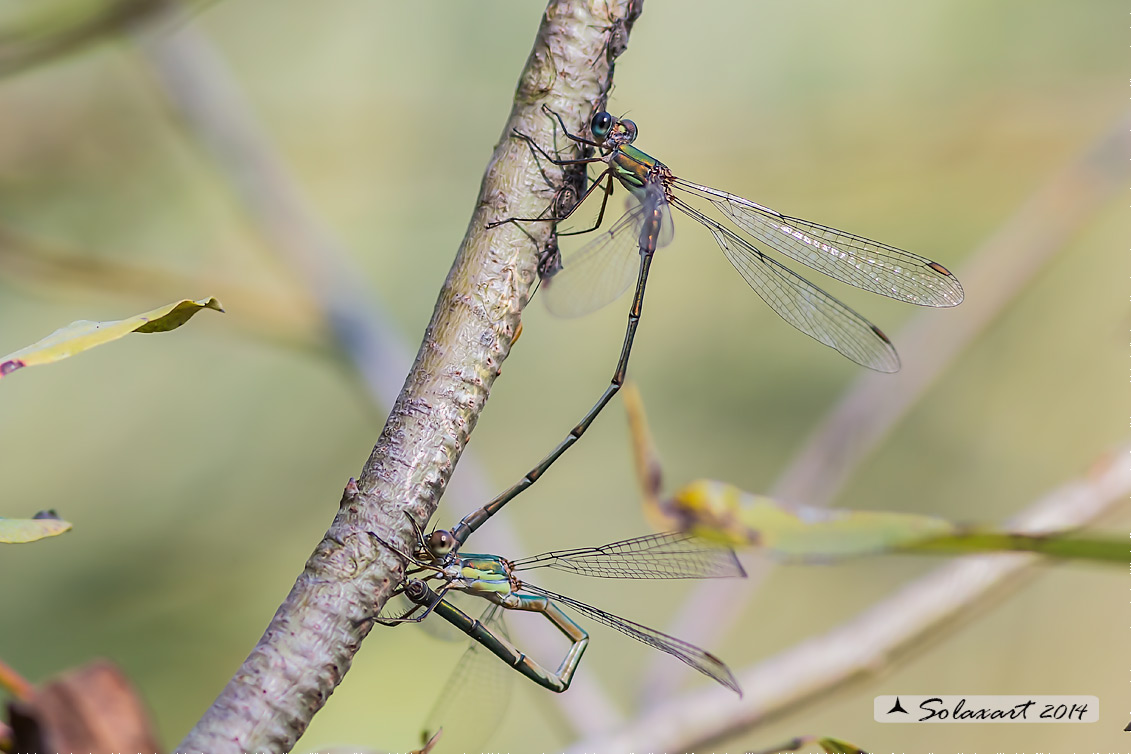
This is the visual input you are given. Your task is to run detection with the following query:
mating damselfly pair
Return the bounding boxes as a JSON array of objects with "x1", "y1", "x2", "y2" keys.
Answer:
[{"x1": 370, "y1": 106, "x2": 963, "y2": 731}]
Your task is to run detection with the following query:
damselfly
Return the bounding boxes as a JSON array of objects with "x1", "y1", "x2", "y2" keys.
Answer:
[
  {"x1": 371, "y1": 516, "x2": 745, "y2": 695},
  {"x1": 461, "y1": 106, "x2": 964, "y2": 543}
]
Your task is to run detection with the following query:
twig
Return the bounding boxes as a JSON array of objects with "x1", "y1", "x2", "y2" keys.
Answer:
[
  {"x1": 570, "y1": 443, "x2": 1131, "y2": 752},
  {"x1": 136, "y1": 5, "x2": 414, "y2": 412},
  {"x1": 0, "y1": 226, "x2": 326, "y2": 351},
  {"x1": 642, "y1": 108, "x2": 1131, "y2": 701},
  {"x1": 0, "y1": 0, "x2": 212, "y2": 78},
  {"x1": 772, "y1": 109, "x2": 1130, "y2": 511},
  {"x1": 172, "y1": 2, "x2": 632, "y2": 751}
]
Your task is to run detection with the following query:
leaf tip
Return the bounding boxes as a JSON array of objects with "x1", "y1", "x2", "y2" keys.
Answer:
[{"x1": 0, "y1": 359, "x2": 25, "y2": 377}]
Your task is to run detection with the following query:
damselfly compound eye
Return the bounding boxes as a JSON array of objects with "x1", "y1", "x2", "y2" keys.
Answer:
[
  {"x1": 590, "y1": 111, "x2": 614, "y2": 140},
  {"x1": 428, "y1": 530, "x2": 455, "y2": 556}
]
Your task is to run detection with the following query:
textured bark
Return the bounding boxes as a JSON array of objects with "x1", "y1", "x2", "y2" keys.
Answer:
[{"x1": 175, "y1": 2, "x2": 634, "y2": 752}]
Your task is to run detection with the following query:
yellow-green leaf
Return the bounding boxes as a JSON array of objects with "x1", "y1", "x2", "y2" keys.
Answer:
[
  {"x1": 0, "y1": 511, "x2": 72, "y2": 543},
  {"x1": 749, "y1": 735, "x2": 870, "y2": 754},
  {"x1": 626, "y1": 380, "x2": 1126, "y2": 565},
  {"x1": 666, "y1": 480, "x2": 1127, "y2": 564},
  {"x1": 672, "y1": 479, "x2": 957, "y2": 557},
  {"x1": 0, "y1": 297, "x2": 224, "y2": 379},
  {"x1": 817, "y1": 737, "x2": 869, "y2": 754}
]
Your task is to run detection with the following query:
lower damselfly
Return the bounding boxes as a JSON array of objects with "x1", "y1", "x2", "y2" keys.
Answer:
[
  {"x1": 371, "y1": 515, "x2": 745, "y2": 695},
  {"x1": 460, "y1": 105, "x2": 965, "y2": 544}
]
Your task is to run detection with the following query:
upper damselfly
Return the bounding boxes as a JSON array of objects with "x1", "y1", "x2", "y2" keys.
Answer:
[
  {"x1": 460, "y1": 106, "x2": 964, "y2": 543},
  {"x1": 531, "y1": 106, "x2": 963, "y2": 369}
]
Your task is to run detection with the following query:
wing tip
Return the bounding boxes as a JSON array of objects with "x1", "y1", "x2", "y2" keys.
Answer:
[
  {"x1": 863, "y1": 326, "x2": 902, "y2": 373},
  {"x1": 703, "y1": 651, "x2": 743, "y2": 696},
  {"x1": 924, "y1": 261, "x2": 965, "y2": 307}
]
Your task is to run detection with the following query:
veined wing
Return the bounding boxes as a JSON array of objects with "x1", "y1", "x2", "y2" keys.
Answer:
[
  {"x1": 671, "y1": 196, "x2": 901, "y2": 372},
  {"x1": 673, "y1": 178, "x2": 963, "y2": 307},
  {"x1": 421, "y1": 603, "x2": 511, "y2": 752},
  {"x1": 519, "y1": 583, "x2": 741, "y2": 695},
  {"x1": 510, "y1": 531, "x2": 745, "y2": 580},
  {"x1": 631, "y1": 179, "x2": 675, "y2": 252},
  {"x1": 542, "y1": 189, "x2": 672, "y2": 318}
]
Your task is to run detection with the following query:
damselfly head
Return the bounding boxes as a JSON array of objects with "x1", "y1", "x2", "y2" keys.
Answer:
[
  {"x1": 590, "y1": 111, "x2": 637, "y2": 147},
  {"x1": 427, "y1": 529, "x2": 456, "y2": 557}
]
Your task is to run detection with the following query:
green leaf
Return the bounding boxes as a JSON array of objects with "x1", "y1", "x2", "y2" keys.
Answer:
[{"x1": 906, "y1": 530, "x2": 1128, "y2": 562}]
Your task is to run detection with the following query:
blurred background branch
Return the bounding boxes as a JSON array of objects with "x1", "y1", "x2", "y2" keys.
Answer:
[
  {"x1": 644, "y1": 106, "x2": 1131, "y2": 702},
  {"x1": 0, "y1": 224, "x2": 325, "y2": 350},
  {"x1": 136, "y1": 4, "x2": 416, "y2": 410},
  {"x1": 0, "y1": 0, "x2": 213, "y2": 78},
  {"x1": 573, "y1": 444, "x2": 1131, "y2": 751}
]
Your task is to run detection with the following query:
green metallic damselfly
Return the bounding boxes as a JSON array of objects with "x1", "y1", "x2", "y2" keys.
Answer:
[
  {"x1": 370, "y1": 517, "x2": 745, "y2": 695},
  {"x1": 455, "y1": 106, "x2": 965, "y2": 546}
]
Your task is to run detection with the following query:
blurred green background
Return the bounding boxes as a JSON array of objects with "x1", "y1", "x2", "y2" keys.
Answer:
[{"x1": 0, "y1": 0, "x2": 1124, "y2": 751}]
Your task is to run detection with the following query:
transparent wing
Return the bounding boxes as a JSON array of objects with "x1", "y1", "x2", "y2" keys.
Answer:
[
  {"x1": 510, "y1": 531, "x2": 744, "y2": 580},
  {"x1": 421, "y1": 603, "x2": 512, "y2": 753},
  {"x1": 520, "y1": 583, "x2": 741, "y2": 695},
  {"x1": 671, "y1": 196, "x2": 901, "y2": 372},
  {"x1": 635, "y1": 179, "x2": 675, "y2": 252},
  {"x1": 673, "y1": 178, "x2": 963, "y2": 307},
  {"x1": 542, "y1": 192, "x2": 671, "y2": 318}
]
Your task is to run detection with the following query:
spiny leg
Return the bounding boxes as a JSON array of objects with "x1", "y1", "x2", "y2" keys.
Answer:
[
  {"x1": 367, "y1": 574, "x2": 458, "y2": 626},
  {"x1": 556, "y1": 169, "x2": 616, "y2": 238},
  {"x1": 372, "y1": 596, "x2": 426, "y2": 627},
  {"x1": 540, "y1": 103, "x2": 602, "y2": 148},
  {"x1": 374, "y1": 577, "x2": 457, "y2": 627},
  {"x1": 487, "y1": 113, "x2": 616, "y2": 234},
  {"x1": 486, "y1": 156, "x2": 614, "y2": 231},
  {"x1": 366, "y1": 523, "x2": 448, "y2": 625}
]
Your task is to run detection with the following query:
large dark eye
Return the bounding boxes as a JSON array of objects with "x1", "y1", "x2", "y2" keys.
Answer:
[
  {"x1": 590, "y1": 111, "x2": 614, "y2": 140},
  {"x1": 427, "y1": 530, "x2": 454, "y2": 556}
]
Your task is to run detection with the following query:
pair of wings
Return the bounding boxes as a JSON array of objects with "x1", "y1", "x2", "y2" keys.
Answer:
[{"x1": 540, "y1": 176, "x2": 963, "y2": 373}]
